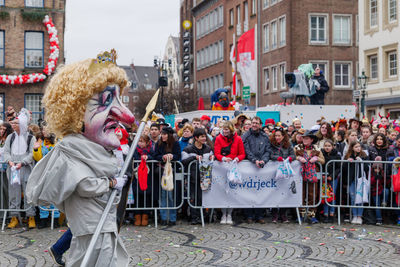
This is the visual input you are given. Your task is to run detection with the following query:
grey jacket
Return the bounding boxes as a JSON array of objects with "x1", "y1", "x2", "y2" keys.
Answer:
[
  {"x1": 242, "y1": 129, "x2": 271, "y2": 163},
  {"x1": 269, "y1": 143, "x2": 295, "y2": 161}
]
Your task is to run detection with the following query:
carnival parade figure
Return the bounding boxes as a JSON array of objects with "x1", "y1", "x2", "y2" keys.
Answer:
[{"x1": 26, "y1": 50, "x2": 135, "y2": 266}]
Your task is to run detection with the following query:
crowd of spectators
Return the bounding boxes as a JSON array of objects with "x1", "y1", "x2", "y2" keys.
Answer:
[{"x1": 1, "y1": 105, "x2": 400, "y2": 229}]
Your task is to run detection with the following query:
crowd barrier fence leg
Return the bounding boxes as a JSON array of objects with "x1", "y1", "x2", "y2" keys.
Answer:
[
  {"x1": 200, "y1": 208, "x2": 205, "y2": 228},
  {"x1": 296, "y1": 208, "x2": 302, "y2": 226},
  {"x1": 154, "y1": 209, "x2": 158, "y2": 229},
  {"x1": 2, "y1": 210, "x2": 7, "y2": 231},
  {"x1": 337, "y1": 208, "x2": 341, "y2": 226},
  {"x1": 51, "y1": 210, "x2": 54, "y2": 230}
]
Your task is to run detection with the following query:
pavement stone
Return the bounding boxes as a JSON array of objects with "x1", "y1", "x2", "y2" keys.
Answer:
[{"x1": 1, "y1": 222, "x2": 400, "y2": 266}]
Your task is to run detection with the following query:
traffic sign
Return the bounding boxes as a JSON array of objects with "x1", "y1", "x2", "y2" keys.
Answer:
[
  {"x1": 353, "y1": 90, "x2": 361, "y2": 98},
  {"x1": 242, "y1": 86, "x2": 250, "y2": 99}
]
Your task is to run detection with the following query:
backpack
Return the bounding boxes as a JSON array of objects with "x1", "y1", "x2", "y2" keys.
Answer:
[{"x1": 9, "y1": 132, "x2": 34, "y2": 153}]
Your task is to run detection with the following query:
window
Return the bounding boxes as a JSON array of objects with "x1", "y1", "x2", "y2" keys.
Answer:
[
  {"x1": 133, "y1": 96, "x2": 139, "y2": 102},
  {"x1": 0, "y1": 0, "x2": 4, "y2": 6},
  {"x1": 264, "y1": 68, "x2": 270, "y2": 92},
  {"x1": 122, "y1": 96, "x2": 129, "y2": 103},
  {"x1": 230, "y1": 9, "x2": 234, "y2": 26},
  {"x1": 310, "y1": 15, "x2": 327, "y2": 43},
  {"x1": 0, "y1": 30, "x2": 4, "y2": 67},
  {"x1": 251, "y1": 0, "x2": 256, "y2": 15},
  {"x1": 370, "y1": 0, "x2": 378, "y2": 27},
  {"x1": 389, "y1": 51, "x2": 397, "y2": 77},
  {"x1": 0, "y1": 94, "x2": 4, "y2": 121},
  {"x1": 263, "y1": 24, "x2": 269, "y2": 52},
  {"x1": 244, "y1": 1, "x2": 249, "y2": 31},
  {"x1": 369, "y1": 55, "x2": 378, "y2": 80},
  {"x1": 210, "y1": 77, "x2": 214, "y2": 92},
  {"x1": 389, "y1": 0, "x2": 397, "y2": 22},
  {"x1": 219, "y1": 74, "x2": 224, "y2": 88},
  {"x1": 201, "y1": 80, "x2": 205, "y2": 96},
  {"x1": 218, "y1": 6, "x2": 223, "y2": 26},
  {"x1": 279, "y1": 16, "x2": 286, "y2": 46},
  {"x1": 334, "y1": 62, "x2": 351, "y2": 87},
  {"x1": 25, "y1": 32, "x2": 44, "y2": 68},
  {"x1": 206, "y1": 79, "x2": 210, "y2": 95},
  {"x1": 25, "y1": 0, "x2": 44, "y2": 7},
  {"x1": 279, "y1": 64, "x2": 286, "y2": 89},
  {"x1": 263, "y1": 0, "x2": 269, "y2": 9},
  {"x1": 272, "y1": 66, "x2": 277, "y2": 90},
  {"x1": 356, "y1": 15, "x2": 359, "y2": 45},
  {"x1": 219, "y1": 40, "x2": 224, "y2": 61},
  {"x1": 271, "y1": 0, "x2": 277, "y2": 5},
  {"x1": 25, "y1": 94, "x2": 44, "y2": 124},
  {"x1": 333, "y1": 15, "x2": 351, "y2": 44},
  {"x1": 271, "y1": 20, "x2": 277, "y2": 49}
]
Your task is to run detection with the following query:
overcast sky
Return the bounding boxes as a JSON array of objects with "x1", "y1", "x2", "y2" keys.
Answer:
[{"x1": 65, "y1": 0, "x2": 180, "y2": 66}]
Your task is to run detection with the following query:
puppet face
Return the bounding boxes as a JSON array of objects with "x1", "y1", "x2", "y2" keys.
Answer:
[{"x1": 83, "y1": 84, "x2": 135, "y2": 150}]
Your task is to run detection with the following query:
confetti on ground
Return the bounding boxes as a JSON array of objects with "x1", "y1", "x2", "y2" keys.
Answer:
[
  {"x1": 336, "y1": 237, "x2": 345, "y2": 240},
  {"x1": 274, "y1": 242, "x2": 281, "y2": 244},
  {"x1": 338, "y1": 251, "x2": 345, "y2": 254},
  {"x1": 189, "y1": 252, "x2": 195, "y2": 255},
  {"x1": 285, "y1": 240, "x2": 290, "y2": 243},
  {"x1": 349, "y1": 229, "x2": 356, "y2": 231},
  {"x1": 277, "y1": 256, "x2": 282, "y2": 259},
  {"x1": 341, "y1": 228, "x2": 347, "y2": 232},
  {"x1": 173, "y1": 245, "x2": 180, "y2": 248},
  {"x1": 137, "y1": 263, "x2": 143, "y2": 266},
  {"x1": 192, "y1": 242, "x2": 198, "y2": 245},
  {"x1": 305, "y1": 226, "x2": 311, "y2": 228},
  {"x1": 319, "y1": 243, "x2": 325, "y2": 246},
  {"x1": 17, "y1": 245, "x2": 24, "y2": 248},
  {"x1": 304, "y1": 237, "x2": 310, "y2": 240},
  {"x1": 30, "y1": 240, "x2": 36, "y2": 242},
  {"x1": 329, "y1": 226, "x2": 335, "y2": 229},
  {"x1": 155, "y1": 250, "x2": 161, "y2": 252},
  {"x1": 144, "y1": 258, "x2": 151, "y2": 261},
  {"x1": 387, "y1": 241, "x2": 392, "y2": 244},
  {"x1": 376, "y1": 238, "x2": 383, "y2": 241},
  {"x1": 384, "y1": 230, "x2": 390, "y2": 232},
  {"x1": 44, "y1": 250, "x2": 48, "y2": 252},
  {"x1": 58, "y1": 229, "x2": 66, "y2": 233}
]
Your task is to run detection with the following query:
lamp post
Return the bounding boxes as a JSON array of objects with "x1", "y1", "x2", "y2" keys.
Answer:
[{"x1": 358, "y1": 70, "x2": 369, "y2": 117}]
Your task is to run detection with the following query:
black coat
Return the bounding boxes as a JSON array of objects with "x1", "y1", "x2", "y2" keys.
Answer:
[
  {"x1": 342, "y1": 154, "x2": 369, "y2": 185},
  {"x1": 310, "y1": 74, "x2": 329, "y2": 103},
  {"x1": 242, "y1": 129, "x2": 271, "y2": 163},
  {"x1": 154, "y1": 141, "x2": 181, "y2": 162},
  {"x1": 322, "y1": 149, "x2": 341, "y2": 178}
]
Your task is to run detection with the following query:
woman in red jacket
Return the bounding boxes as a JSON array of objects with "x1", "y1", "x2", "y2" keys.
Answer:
[{"x1": 214, "y1": 120, "x2": 246, "y2": 224}]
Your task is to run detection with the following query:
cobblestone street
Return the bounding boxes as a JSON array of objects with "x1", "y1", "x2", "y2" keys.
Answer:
[{"x1": 1, "y1": 221, "x2": 400, "y2": 266}]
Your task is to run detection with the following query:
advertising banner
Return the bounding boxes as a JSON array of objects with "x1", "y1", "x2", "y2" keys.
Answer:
[{"x1": 202, "y1": 161, "x2": 302, "y2": 208}]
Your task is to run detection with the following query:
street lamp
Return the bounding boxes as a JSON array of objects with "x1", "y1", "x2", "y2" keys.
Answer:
[
  {"x1": 358, "y1": 70, "x2": 369, "y2": 117},
  {"x1": 154, "y1": 56, "x2": 169, "y2": 114}
]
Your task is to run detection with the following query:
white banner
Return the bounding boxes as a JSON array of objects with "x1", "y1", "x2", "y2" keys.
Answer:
[{"x1": 202, "y1": 161, "x2": 303, "y2": 208}]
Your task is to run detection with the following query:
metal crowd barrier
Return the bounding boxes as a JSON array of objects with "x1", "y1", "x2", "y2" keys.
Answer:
[
  {"x1": 324, "y1": 159, "x2": 400, "y2": 225},
  {"x1": 186, "y1": 160, "x2": 324, "y2": 226},
  {"x1": 126, "y1": 160, "x2": 185, "y2": 228}
]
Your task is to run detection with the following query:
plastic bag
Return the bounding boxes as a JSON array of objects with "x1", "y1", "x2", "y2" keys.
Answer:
[
  {"x1": 127, "y1": 184, "x2": 134, "y2": 205},
  {"x1": 161, "y1": 158, "x2": 174, "y2": 191},
  {"x1": 227, "y1": 161, "x2": 242, "y2": 184},
  {"x1": 199, "y1": 159, "x2": 213, "y2": 191},
  {"x1": 275, "y1": 158, "x2": 294, "y2": 179},
  {"x1": 355, "y1": 175, "x2": 370, "y2": 204},
  {"x1": 10, "y1": 166, "x2": 21, "y2": 186}
]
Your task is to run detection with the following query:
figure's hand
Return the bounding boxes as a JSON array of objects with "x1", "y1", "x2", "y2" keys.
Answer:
[
  {"x1": 196, "y1": 155, "x2": 203, "y2": 161},
  {"x1": 8, "y1": 161, "x2": 14, "y2": 167},
  {"x1": 375, "y1": 156, "x2": 382, "y2": 161},
  {"x1": 113, "y1": 176, "x2": 128, "y2": 191},
  {"x1": 16, "y1": 163, "x2": 22, "y2": 170},
  {"x1": 348, "y1": 158, "x2": 354, "y2": 162},
  {"x1": 141, "y1": 155, "x2": 148, "y2": 161},
  {"x1": 233, "y1": 157, "x2": 239, "y2": 163},
  {"x1": 222, "y1": 157, "x2": 232, "y2": 162},
  {"x1": 209, "y1": 155, "x2": 214, "y2": 161},
  {"x1": 310, "y1": 156, "x2": 318, "y2": 163}
]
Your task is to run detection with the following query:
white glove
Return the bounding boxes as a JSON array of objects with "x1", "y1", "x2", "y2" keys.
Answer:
[{"x1": 113, "y1": 175, "x2": 128, "y2": 191}]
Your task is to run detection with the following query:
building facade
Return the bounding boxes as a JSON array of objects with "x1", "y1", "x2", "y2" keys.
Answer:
[
  {"x1": 359, "y1": 0, "x2": 400, "y2": 119},
  {"x1": 188, "y1": 0, "x2": 358, "y2": 109},
  {"x1": 163, "y1": 35, "x2": 181, "y2": 91},
  {"x1": 0, "y1": 0, "x2": 65, "y2": 122},
  {"x1": 192, "y1": 0, "x2": 226, "y2": 109},
  {"x1": 260, "y1": 0, "x2": 358, "y2": 106}
]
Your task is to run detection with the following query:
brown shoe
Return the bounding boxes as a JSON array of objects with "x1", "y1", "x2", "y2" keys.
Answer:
[
  {"x1": 256, "y1": 218, "x2": 266, "y2": 224},
  {"x1": 141, "y1": 214, "x2": 149, "y2": 226},
  {"x1": 7, "y1": 216, "x2": 19, "y2": 229},
  {"x1": 58, "y1": 212, "x2": 66, "y2": 226},
  {"x1": 134, "y1": 214, "x2": 141, "y2": 226}
]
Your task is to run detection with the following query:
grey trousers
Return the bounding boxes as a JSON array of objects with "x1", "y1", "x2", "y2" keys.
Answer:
[
  {"x1": 8, "y1": 179, "x2": 36, "y2": 217},
  {"x1": 0, "y1": 170, "x2": 8, "y2": 217}
]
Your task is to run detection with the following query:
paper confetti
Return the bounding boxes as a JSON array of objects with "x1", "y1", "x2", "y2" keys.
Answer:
[
  {"x1": 155, "y1": 250, "x2": 161, "y2": 252},
  {"x1": 30, "y1": 240, "x2": 36, "y2": 242},
  {"x1": 274, "y1": 242, "x2": 281, "y2": 244},
  {"x1": 144, "y1": 258, "x2": 151, "y2": 261},
  {"x1": 319, "y1": 243, "x2": 325, "y2": 246},
  {"x1": 137, "y1": 263, "x2": 143, "y2": 266},
  {"x1": 338, "y1": 251, "x2": 345, "y2": 254}
]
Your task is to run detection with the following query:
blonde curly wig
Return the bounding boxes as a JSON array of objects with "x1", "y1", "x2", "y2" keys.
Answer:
[{"x1": 43, "y1": 59, "x2": 128, "y2": 137}]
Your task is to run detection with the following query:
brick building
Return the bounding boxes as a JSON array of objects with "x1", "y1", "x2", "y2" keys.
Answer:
[
  {"x1": 184, "y1": 0, "x2": 358, "y2": 109},
  {"x1": 259, "y1": 0, "x2": 358, "y2": 106},
  {"x1": 0, "y1": 0, "x2": 65, "y2": 122}
]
